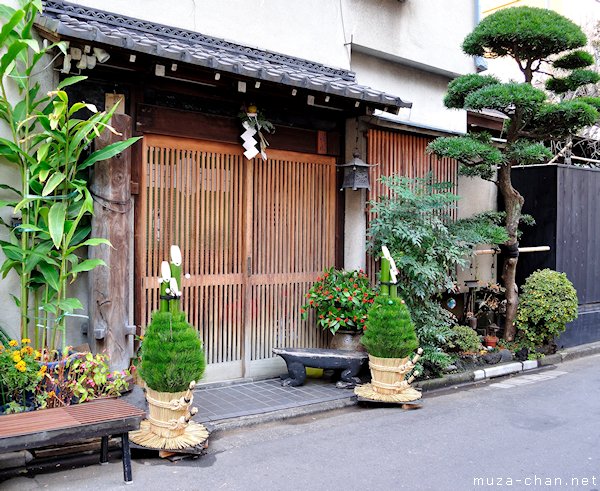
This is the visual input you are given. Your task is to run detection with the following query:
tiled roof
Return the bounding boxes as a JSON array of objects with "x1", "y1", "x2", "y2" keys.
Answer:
[{"x1": 36, "y1": 0, "x2": 412, "y2": 111}]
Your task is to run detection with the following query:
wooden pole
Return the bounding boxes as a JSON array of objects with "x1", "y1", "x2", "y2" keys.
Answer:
[
  {"x1": 88, "y1": 113, "x2": 134, "y2": 371},
  {"x1": 474, "y1": 246, "x2": 550, "y2": 255}
]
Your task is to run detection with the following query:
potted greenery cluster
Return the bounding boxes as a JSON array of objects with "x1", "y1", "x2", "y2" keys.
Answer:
[
  {"x1": 132, "y1": 246, "x2": 208, "y2": 450},
  {"x1": 354, "y1": 255, "x2": 423, "y2": 403},
  {"x1": 0, "y1": 338, "x2": 129, "y2": 413},
  {"x1": 301, "y1": 267, "x2": 377, "y2": 350}
]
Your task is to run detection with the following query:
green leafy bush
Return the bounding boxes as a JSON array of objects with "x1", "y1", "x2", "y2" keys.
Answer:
[
  {"x1": 360, "y1": 297, "x2": 419, "y2": 359},
  {"x1": 516, "y1": 269, "x2": 578, "y2": 348},
  {"x1": 139, "y1": 311, "x2": 206, "y2": 393},
  {"x1": 368, "y1": 174, "x2": 507, "y2": 374},
  {"x1": 446, "y1": 326, "x2": 481, "y2": 353}
]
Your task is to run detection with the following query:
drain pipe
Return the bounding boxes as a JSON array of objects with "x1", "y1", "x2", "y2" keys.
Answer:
[{"x1": 473, "y1": 0, "x2": 488, "y2": 72}]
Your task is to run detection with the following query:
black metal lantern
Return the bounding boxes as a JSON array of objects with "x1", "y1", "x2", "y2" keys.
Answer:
[{"x1": 338, "y1": 152, "x2": 373, "y2": 191}]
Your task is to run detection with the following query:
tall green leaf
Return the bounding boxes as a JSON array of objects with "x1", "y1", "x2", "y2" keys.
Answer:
[
  {"x1": 79, "y1": 137, "x2": 141, "y2": 170},
  {"x1": 48, "y1": 202, "x2": 66, "y2": 248},
  {"x1": 42, "y1": 171, "x2": 66, "y2": 196}
]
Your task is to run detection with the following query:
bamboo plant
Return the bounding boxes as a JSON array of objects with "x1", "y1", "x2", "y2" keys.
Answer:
[{"x1": 0, "y1": 0, "x2": 140, "y2": 352}]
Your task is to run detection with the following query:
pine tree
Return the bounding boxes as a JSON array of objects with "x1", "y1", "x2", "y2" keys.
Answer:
[{"x1": 428, "y1": 7, "x2": 600, "y2": 340}]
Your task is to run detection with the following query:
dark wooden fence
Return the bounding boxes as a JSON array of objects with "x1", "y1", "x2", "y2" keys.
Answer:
[{"x1": 511, "y1": 164, "x2": 600, "y2": 346}]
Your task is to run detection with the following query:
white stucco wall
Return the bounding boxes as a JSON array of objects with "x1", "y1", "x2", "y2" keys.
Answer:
[
  {"x1": 343, "y1": 0, "x2": 476, "y2": 78},
  {"x1": 456, "y1": 175, "x2": 499, "y2": 287},
  {"x1": 67, "y1": 0, "x2": 351, "y2": 69},
  {"x1": 351, "y1": 52, "x2": 468, "y2": 134}
]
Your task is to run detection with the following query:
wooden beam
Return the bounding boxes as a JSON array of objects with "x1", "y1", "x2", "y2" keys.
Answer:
[{"x1": 135, "y1": 104, "x2": 340, "y2": 156}]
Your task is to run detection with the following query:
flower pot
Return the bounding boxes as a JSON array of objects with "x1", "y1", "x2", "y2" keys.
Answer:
[
  {"x1": 329, "y1": 330, "x2": 366, "y2": 351},
  {"x1": 145, "y1": 386, "x2": 194, "y2": 438},
  {"x1": 484, "y1": 335, "x2": 499, "y2": 348}
]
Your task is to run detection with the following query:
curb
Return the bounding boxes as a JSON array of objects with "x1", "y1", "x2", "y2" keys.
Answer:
[{"x1": 417, "y1": 340, "x2": 600, "y2": 392}]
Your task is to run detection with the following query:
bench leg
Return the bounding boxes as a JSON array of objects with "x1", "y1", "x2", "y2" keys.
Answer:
[
  {"x1": 338, "y1": 362, "x2": 362, "y2": 388},
  {"x1": 121, "y1": 432, "x2": 133, "y2": 484},
  {"x1": 281, "y1": 359, "x2": 307, "y2": 387},
  {"x1": 100, "y1": 435, "x2": 109, "y2": 464}
]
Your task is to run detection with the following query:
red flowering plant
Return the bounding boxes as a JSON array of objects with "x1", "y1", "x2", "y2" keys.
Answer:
[{"x1": 301, "y1": 267, "x2": 377, "y2": 334}]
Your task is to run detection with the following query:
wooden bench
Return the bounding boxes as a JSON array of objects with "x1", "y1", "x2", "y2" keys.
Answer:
[
  {"x1": 273, "y1": 347, "x2": 368, "y2": 388},
  {"x1": 0, "y1": 398, "x2": 145, "y2": 483}
]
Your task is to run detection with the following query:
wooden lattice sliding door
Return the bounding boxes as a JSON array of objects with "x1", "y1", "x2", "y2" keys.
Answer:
[
  {"x1": 366, "y1": 129, "x2": 458, "y2": 279},
  {"x1": 139, "y1": 135, "x2": 334, "y2": 381}
]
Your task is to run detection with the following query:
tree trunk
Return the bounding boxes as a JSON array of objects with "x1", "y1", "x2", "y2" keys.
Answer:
[
  {"x1": 88, "y1": 113, "x2": 134, "y2": 371},
  {"x1": 497, "y1": 163, "x2": 524, "y2": 341}
]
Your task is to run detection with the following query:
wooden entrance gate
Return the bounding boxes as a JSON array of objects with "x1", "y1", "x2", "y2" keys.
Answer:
[{"x1": 138, "y1": 135, "x2": 334, "y2": 381}]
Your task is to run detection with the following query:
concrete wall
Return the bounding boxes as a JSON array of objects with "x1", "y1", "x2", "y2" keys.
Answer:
[
  {"x1": 343, "y1": 0, "x2": 476, "y2": 78},
  {"x1": 351, "y1": 52, "x2": 468, "y2": 134},
  {"x1": 456, "y1": 175, "x2": 499, "y2": 287},
  {"x1": 67, "y1": 0, "x2": 351, "y2": 69}
]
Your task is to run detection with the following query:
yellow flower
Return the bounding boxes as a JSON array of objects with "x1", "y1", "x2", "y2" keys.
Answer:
[
  {"x1": 12, "y1": 352, "x2": 21, "y2": 363},
  {"x1": 20, "y1": 346, "x2": 33, "y2": 356},
  {"x1": 34, "y1": 350, "x2": 41, "y2": 360},
  {"x1": 39, "y1": 364, "x2": 47, "y2": 374},
  {"x1": 15, "y1": 360, "x2": 26, "y2": 372},
  {"x1": 21, "y1": 338, "x2": 31, "y2": 344},
  {"x1": 8, "y1": 340, "x2": 18, "y2": 347}
]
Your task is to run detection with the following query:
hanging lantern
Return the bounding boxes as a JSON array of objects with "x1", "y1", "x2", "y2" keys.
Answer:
[{"x1": 338, "y1": 152, "x2": 375, "y2": 190}]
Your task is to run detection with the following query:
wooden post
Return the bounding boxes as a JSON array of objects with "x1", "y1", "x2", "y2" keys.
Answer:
[{"x1": 89, "y1": 113, "x2": 134, "y2": 371}]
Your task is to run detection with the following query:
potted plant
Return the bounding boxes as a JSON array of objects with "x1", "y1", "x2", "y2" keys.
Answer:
[
  {"x1": 301, "y1": 267, "x2": 377, "y2": 350},
  {"x1": 483, "y1": 324, "x2": 500, "y2": 348},
  {"x1": 133, "y1": 246, "x2": 208, "y2": 450},
  {"x1": 355, "y1": 295, "x2": 423, "y2": 402},
  {"x1": 354, "y1": 252, "x2": 423, "y2": 403}
]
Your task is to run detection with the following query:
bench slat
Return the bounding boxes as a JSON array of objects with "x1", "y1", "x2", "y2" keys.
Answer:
[{"x1": 0, "y1": 398, "x2": 145, "y2": 439}]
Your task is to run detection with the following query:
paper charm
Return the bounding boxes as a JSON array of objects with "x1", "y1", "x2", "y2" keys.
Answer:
[{"x1": 241, "y1": 120, "x2": 259, "y2": 160}]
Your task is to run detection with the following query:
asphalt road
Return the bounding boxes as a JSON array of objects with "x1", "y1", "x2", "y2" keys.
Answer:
[{"x1": 4, "y1": 354, "x2": 600, "y2": 491}]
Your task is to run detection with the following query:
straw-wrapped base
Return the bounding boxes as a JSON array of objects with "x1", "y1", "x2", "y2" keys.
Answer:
[
  {"x1": 130, "y1": 420, "x2": 209, "y2": 450},
  {"x1": 354, "y1": 383, "x2": 422, "y2": 402},
  {"x1": 354, "y1": 354, "x2": 422, "y2": 403},
  {"x1": 130, "y1": 382, "x2": 209, "y2": 450},
  {"x1": 144, "y1": 386, "x2": 194, "y2": 438}
]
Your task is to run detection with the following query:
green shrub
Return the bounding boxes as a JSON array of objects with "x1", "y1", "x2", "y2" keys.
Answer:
[
  {"x1": 368, "y1": 174, "x2": 506, "y2": 374},
  {"x1": 516, "y1": 269, "x2": 578, "y2": 348},
  {"x1": 360, "y1": 297, "x2": 419, "y2": 358},
  {"x1": 139, "y1": 311, "x2": 206, "y2": 393},
  {"x1": 446, "y1": 326, "x2": 481, "y2": 353}
]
